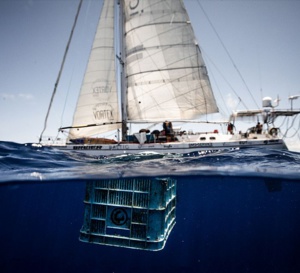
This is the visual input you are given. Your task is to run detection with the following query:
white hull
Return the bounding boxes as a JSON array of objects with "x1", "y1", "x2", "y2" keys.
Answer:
[{"x1": 42, "y1": 133, "x2": 287, "y2": 157}]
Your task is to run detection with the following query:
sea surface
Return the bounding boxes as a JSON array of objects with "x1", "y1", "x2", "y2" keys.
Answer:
[{"x1": 0, "y1": 141, "x2": 299, "y2": 273}]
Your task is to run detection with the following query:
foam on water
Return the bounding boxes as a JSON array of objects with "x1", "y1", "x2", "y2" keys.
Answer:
[{"x1": 1, "y1": 141, "x2": 300, "y2": 182}]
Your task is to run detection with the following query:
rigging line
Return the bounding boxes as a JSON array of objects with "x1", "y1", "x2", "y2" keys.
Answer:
[
  {"x1": 276, "y1": 115, "x2": 287, "y2": 129},
  {"x1": 38, "y1": 0, "x2": 83, "y2": 143},
  {"x1": 285, "y1": 122, "x2": 299, "y2": 139},
  {"x1": 284, "y1": 115, "x2": 298, "y2": 138},
  {"x1": 296, "y1": 117, "x2": 300, "y2": 138},
  {"x1": 283, "y1": 116, "x2": 290, "y2": 137},
  {"x1": 196, "y1": 0, "x2": 259, "y2": 109},
  {"x1": 201, "y1": 48, "x2": 248, "y2": 110}
]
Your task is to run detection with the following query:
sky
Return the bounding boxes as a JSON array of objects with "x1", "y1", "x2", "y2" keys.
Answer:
[{"x1": 0, "y1": 0, "x2": 300, "y2": 147}]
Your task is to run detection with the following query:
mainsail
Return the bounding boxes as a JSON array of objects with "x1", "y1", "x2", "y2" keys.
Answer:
[
  {"x1": 124, "y1": 0, "x2": 218, "y2": 122},
  {"x1": 69, "y1": 0, "x2": 120, "y2": 139}
]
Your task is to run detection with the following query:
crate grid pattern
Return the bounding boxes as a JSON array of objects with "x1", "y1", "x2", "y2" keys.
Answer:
[{"x1": 79, "y1": 178, "x2": 176, "y2": 251}]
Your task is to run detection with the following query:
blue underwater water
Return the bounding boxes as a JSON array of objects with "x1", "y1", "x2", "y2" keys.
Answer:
[{"x1": 0, "y1": 141, "x2": 300, "y2": 273}]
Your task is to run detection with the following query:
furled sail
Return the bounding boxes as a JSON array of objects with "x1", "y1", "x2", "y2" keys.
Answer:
[
  {"x1": 69, "y1": 0, "x2": 120, "y2": 139},
  {"x1": 124, "y1": 0, "x2": 218, "y2": 122}
]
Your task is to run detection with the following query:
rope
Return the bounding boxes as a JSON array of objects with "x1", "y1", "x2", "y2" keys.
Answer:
[{"x1": 39, "y1": 0, "x2": 83, "y2": 143}]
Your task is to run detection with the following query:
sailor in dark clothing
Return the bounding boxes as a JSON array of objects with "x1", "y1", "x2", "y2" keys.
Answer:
[
  {"x1": 163, "y1": 120, "x2": 173, "y2": 135},
  {"x1": 227, "y1": 122, "x2": 235, "y2": 135},
  {"x1": 163, "y1": 120, "x2": 174, "y2": 141},
  {"x1": 256, "y1": 122, "x2": 262, "y2": 134}
]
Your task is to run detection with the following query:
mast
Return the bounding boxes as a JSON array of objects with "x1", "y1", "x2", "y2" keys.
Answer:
[{"x1": 118, "y1": 0, "x2": 127, "y2": 141}]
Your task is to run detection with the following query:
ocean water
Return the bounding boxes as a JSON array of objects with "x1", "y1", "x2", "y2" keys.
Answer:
[{"x1": 0, "y1": 141, "x2": 300, "y2": 273}]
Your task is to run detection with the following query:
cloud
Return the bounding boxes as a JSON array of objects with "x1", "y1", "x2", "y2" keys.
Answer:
[
  {"x1": 225, "y1": 93, "x2": 239, "y2": 110},
  {"x1": 1, "y1": 93, "x2": 15, "y2": 100},
  {"x1": 1, "y1": 93, "x2": 34, "y2": 100},
  {"x1": 18, "y1": 93, "x2": 34, "y2": 100}
]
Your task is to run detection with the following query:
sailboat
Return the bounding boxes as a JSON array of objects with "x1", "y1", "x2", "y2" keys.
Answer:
[{"x1": 39, "y1": 0, "x2": 300, "y2": 156}]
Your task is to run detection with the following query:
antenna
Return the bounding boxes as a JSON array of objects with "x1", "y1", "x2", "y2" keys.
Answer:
[
  {"x1": 288, "y1": 95, "x2": 300, "y2": 110},
  {"x1": 273, "y1": 95, "x2": 280, "y2": 108}
]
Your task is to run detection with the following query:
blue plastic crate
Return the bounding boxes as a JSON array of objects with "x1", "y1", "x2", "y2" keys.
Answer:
[{"x1": 79, "y1": 178, "x2": 176, "y2": 251}]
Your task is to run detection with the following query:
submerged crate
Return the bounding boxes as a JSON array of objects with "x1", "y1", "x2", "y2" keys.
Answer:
[{"x1": 79, "y1": 177, "x2": 176, "y2": 251}]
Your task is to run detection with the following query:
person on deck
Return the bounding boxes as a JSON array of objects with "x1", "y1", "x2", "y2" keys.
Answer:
[
  {"x1": 163, "y1": 120, "x2": 174, "y2": 141},
  {"x1": 227, "y1": 122, "x2": 235, "y2": 135},
  {"x1": 163, "y1": 120, "x2": 173, "y2": 135},
  {"x1": 256, "y1": 122, "x2": 262, "y2": 134}
]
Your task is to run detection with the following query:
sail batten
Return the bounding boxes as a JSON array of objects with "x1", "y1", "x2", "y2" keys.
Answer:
[
  {"x1": 125, "y1": 21, "x2": 196, "y2": 36},
  {"x1": 127, "y1": 65, "x2": 206, "y2": 79}
]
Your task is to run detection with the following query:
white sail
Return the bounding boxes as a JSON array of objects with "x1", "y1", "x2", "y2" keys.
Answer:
[
  {"x1": 123, "y1": 0, "x2": 218, "y2": 122},
  {"x1": 69, "y1": 0, "x2": 120, "y2": 139}
]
